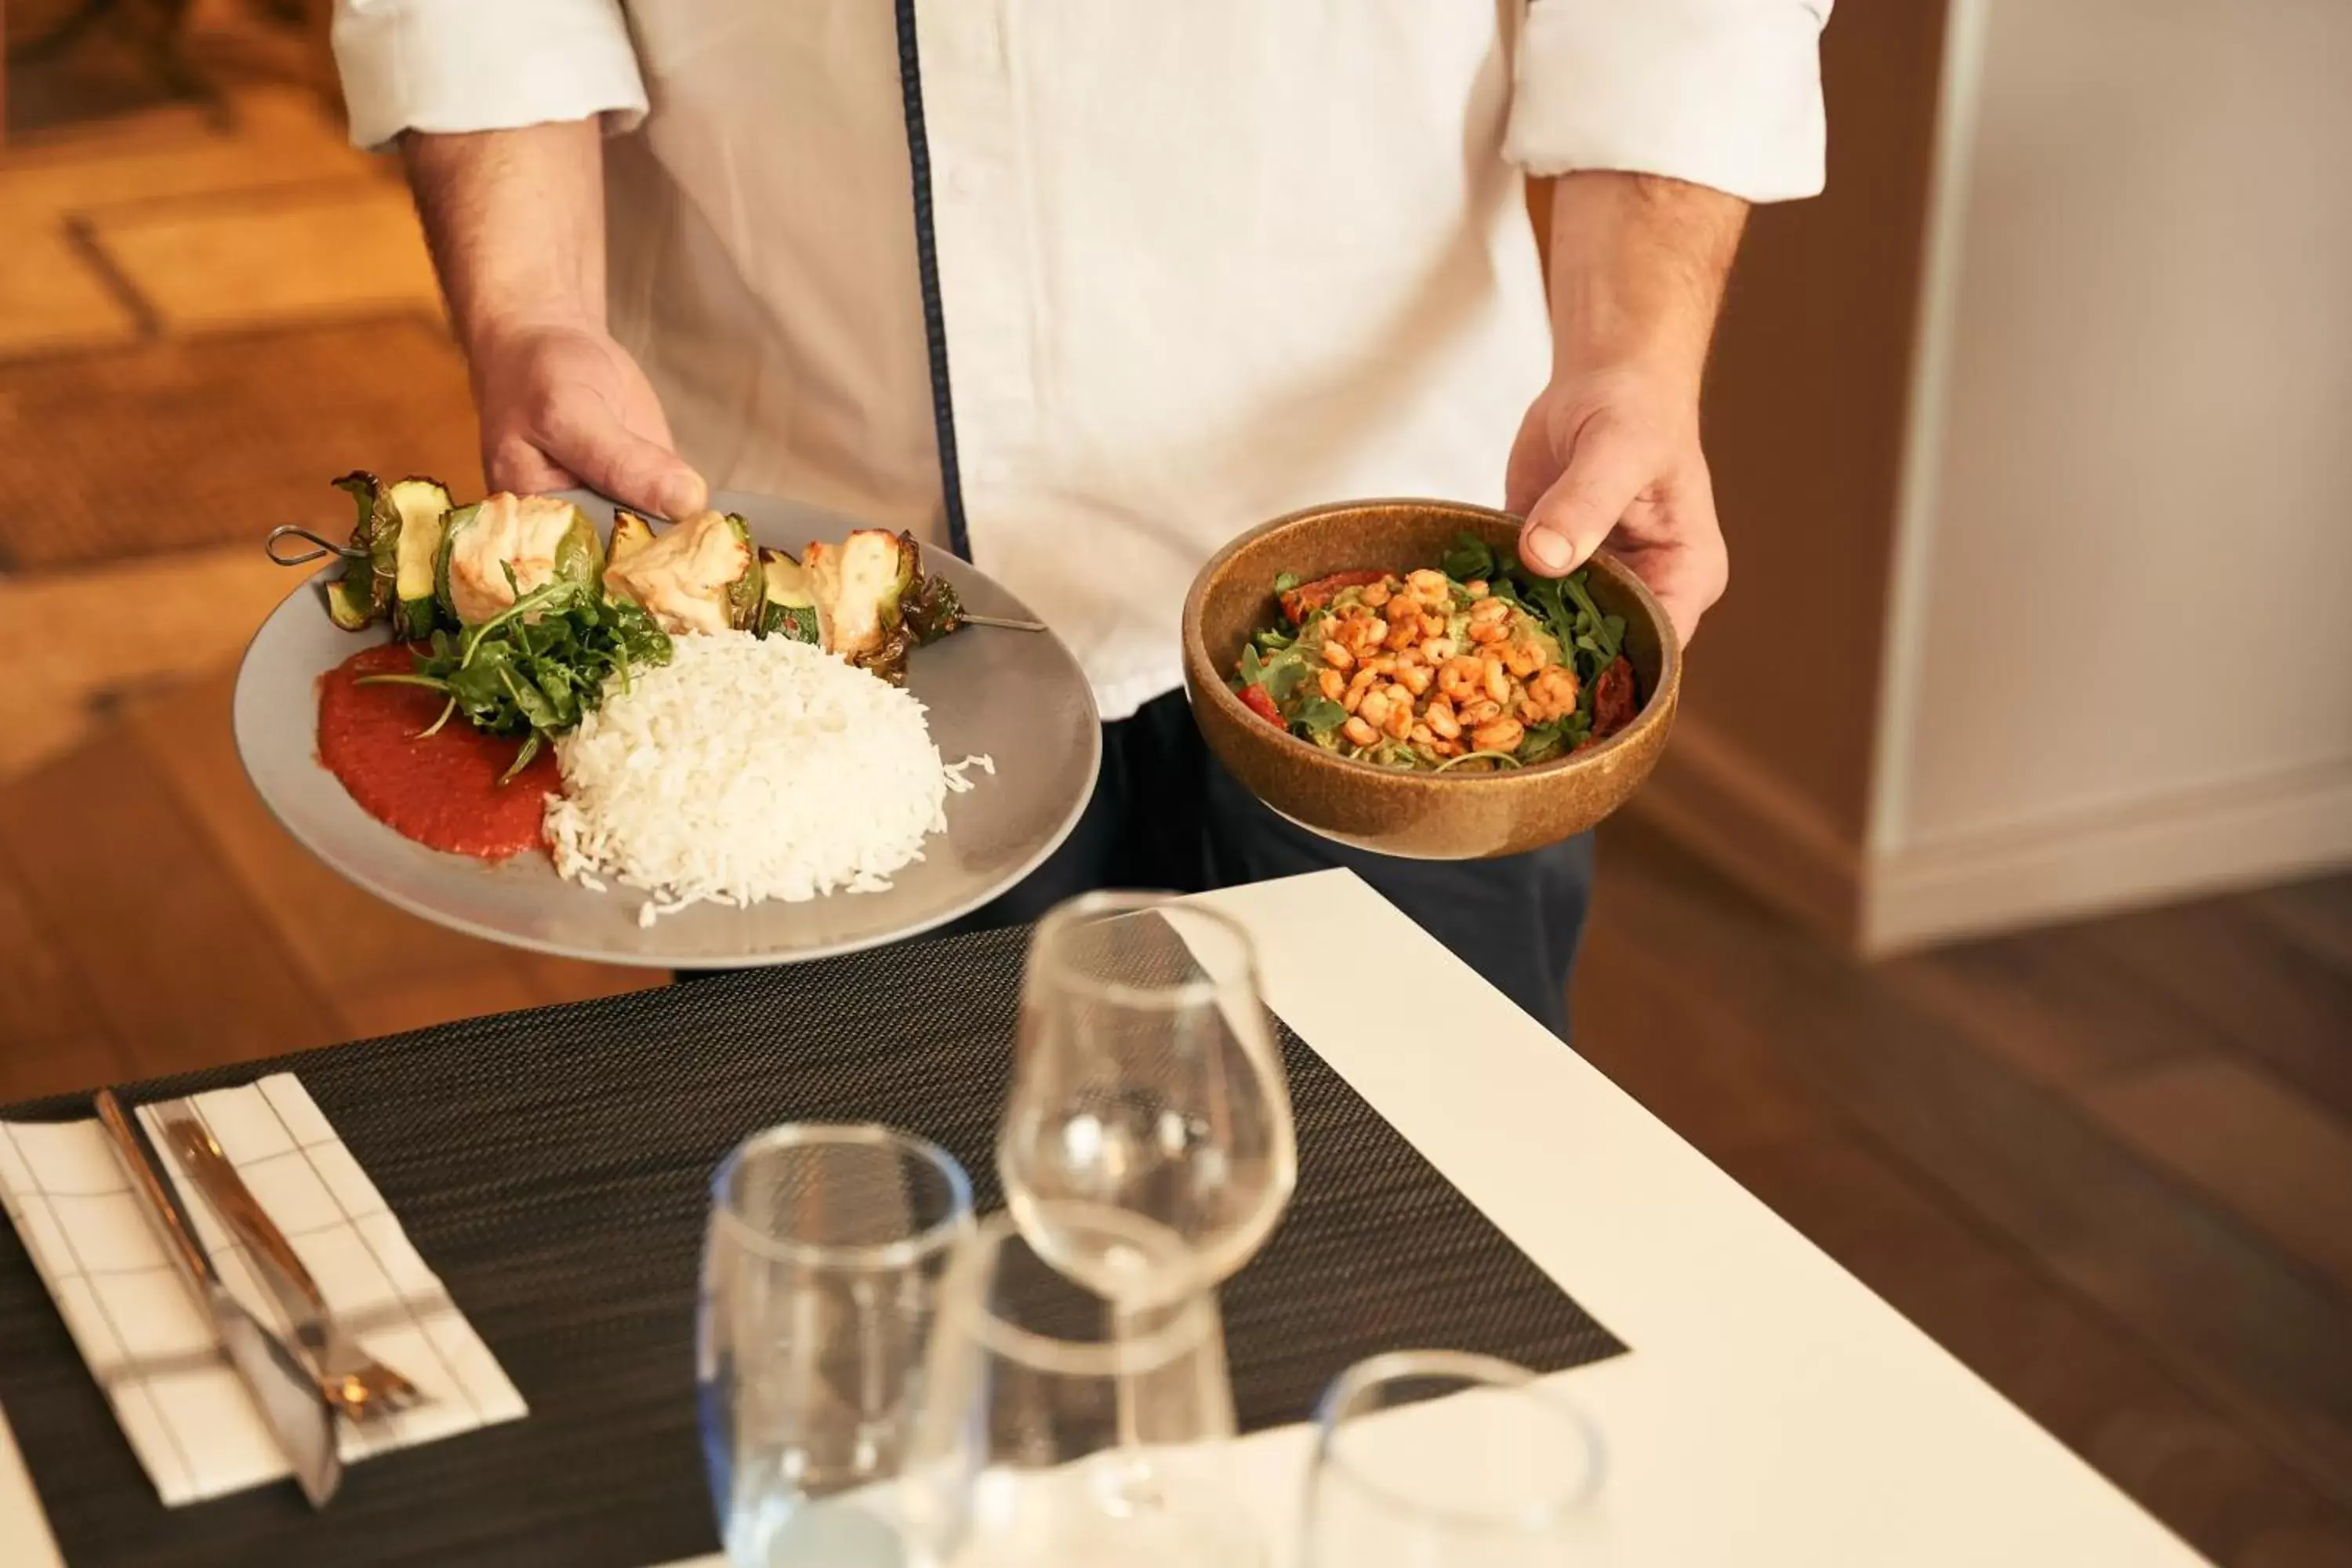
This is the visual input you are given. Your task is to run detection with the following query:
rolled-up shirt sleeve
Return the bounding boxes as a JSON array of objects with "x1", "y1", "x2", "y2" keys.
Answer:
[
  {"x1": 332, "y1": 0, "x2": 649, "y2": 151},
  {"x1": 1506, "y1": 0, "x2": 1831, "y2": 202}
]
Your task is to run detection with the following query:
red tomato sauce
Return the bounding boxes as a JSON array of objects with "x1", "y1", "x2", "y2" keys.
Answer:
[{"x1": 316, "y1": 644, "x2": 557, "y2": 862}]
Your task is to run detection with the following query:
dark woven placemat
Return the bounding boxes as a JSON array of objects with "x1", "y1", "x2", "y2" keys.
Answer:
[{"x1": 0, "y1": 923, "x2": 1624, "y2": 1567}]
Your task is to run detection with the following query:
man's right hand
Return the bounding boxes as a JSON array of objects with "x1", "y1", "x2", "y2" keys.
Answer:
[
  {"x1": 470, "y1": 318, "x2": 708, "y2": 520},
  {"x1": 401, "y1": 123, "x2": 707, "y2": 521}
]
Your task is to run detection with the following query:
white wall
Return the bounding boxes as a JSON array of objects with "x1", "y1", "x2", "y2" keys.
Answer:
[{"x1": 1861, "y1": 0, "x2": 2352, "y2": 948}]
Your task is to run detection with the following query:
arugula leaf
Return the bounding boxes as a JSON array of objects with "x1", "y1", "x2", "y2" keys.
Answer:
[
  {"x1": 357, "y1": 576, "x2": 673, "y2": 781},
  {"x1": 1561, "y1": 572, "x2": 1623, "y2": 667},
  {"x1": 1239, "y1": 644, "x2": 1265, "y2": 686},
  {"x1": 1262, "y1": 656, "x2": 1312, "y2": 704},
  {"x1": 1441, "y1": 532, "x2": 1495, "y2": 582},
  {"x1": 1517, "y1": 720, "x2": 1568, "y2": 765},
  {"x1": 1272, "y1": 572, "x2": 1301, "y2": 593},
  {"x1": 1294, "y1": 695, "x2": 1348, "y2": 737}
]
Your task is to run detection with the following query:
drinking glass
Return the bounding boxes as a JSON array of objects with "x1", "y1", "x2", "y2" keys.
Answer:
[
  {"x1": 699, "y1": 1123, "x2": 975, "y2": 1567},
  {"x1": 1301, "y1": 1351, "x2": 1607, "y2": 1568},
  {"x1": 999, "y1": 891, "x2": 1296, "y2": 1305},
  {"x1": 900, "y1": 1212, "x2": 1262, "y2": 1567}
]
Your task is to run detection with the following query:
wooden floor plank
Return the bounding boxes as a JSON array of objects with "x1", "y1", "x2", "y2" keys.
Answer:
[
  {"x1": 1592, "y1": 819, "x2": 2352, "y2": 1510},
  {"x1": 2080, "y1": 896, "x2": 2352, "y2": 1122},
  {"x1": 123, "y1": 666, "x2": 502, "y2": 1006},
  {"x1": 2085, "y1": 1057, "x2": 2352, "y2": 1302},
  {"x1": 1880, "y1": 927, "x2": 2206, "y2": 1088},
  {"x1": 0, "y1": 857, "x2": 105, "y2": 1053},
  {"x1": 513, "y1": 953, "x2": 670, "y2": 1009},
  {"x1": 336, "y1": 963, "x2": 545, "y2": 1044},
  {"x1": 0, "y1": 724, "x2": 338, "y2": 1079},
  {"x1": 2248, "y1": 873, "x2": 2352, "y2": 978},
  {"x1": 1731, "y1": 1133, "x2": 2352, "y2": 1564},
  {"x1": 82, "y1": 180, "x2": 444, "y2": 335},
  {"x1": 0, "y1": 545, "x2": 304, "y2": 784},
  {"x1": 0, "y1": 225, "x2": 142, "y2": 359},
  {"x1": 1571, "y1": 917, "x2": 1828, "y2": 1156}
]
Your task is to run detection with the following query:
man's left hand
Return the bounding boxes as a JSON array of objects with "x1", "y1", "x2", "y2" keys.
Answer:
[
  {"x1": 1507, "y1": 172, "x2": 1748, "y2": 648},
  {"x1": 1505, "y1": 362, "x2": 1726, "y2": 647}
]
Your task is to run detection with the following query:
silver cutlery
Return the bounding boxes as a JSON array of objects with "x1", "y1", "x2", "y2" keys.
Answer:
[
  {"x1": 93, "y1": 1091, "x2": 342, "y2": 1509},
  {"x1": 154, "y1": 1107, "x2": 423, "y2": 1426}
]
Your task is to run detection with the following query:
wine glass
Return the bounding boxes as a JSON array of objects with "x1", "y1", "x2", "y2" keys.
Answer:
[
  {"x1": 899, "y1": 1212, "x2": 1263, "y2": 1567},
  {"x1": 1301, "y1": 1351, "x2": 1608, "y2": 1567},
  {"x1": 998, "y1": 891, "x2": 1296, "y2": 1305},
  {"x1": 698, "y1": 1124, "x2": 974, "y2": 1566}
]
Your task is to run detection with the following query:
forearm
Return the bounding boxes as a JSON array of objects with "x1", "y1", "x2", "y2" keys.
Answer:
[
  {"x1": 1544, "y1": 172, "x2": 1748, "y2": 389},
  {"x1": 402, "y1": 122, "x2": 608, "y2": 356}
]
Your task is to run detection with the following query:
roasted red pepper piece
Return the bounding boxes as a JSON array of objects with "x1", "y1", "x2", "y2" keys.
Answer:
[
  {"x1": 1591, "y1": 656, "x2": 1639, "y2": 739},
  {"x1": 1278, "y1": 568, "x2": 1389, "y2": 626},
  {"x1": 1239, "y1": 684, "x2": 1285, "y2": 727}
]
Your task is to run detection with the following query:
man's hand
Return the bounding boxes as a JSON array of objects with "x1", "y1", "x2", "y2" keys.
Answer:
[
  {"x1": 471, "y1": 318, "x2": 706, "y2": 519},
  {"x1": 405, "y1": 124, "x2": 706, "y2": 520},
  {"x1": 1511, "y1": 174, "x2": 1748, "y2": 646}
]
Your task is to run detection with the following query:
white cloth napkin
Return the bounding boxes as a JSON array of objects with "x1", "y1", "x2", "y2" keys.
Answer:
[{"x1": 0, "y1": 1074, "x2": 526, "y2": 1505}]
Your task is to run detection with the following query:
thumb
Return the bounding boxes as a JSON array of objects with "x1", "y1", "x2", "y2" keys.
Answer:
[
  {"x1": 1518, "y1": 426, "x2": 1647, "y2": 578},
  {"x1": 541, "y1": 394, "x2": 709, "y2": 521}
]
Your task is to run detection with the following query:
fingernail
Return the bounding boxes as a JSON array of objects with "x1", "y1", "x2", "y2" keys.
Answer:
[
  {"x1": 1524, "y1": 530, "x2": 1573, "y2": 573},
  {"x1": 662, "y1": 474, "x2": 709, "y2": 520}
]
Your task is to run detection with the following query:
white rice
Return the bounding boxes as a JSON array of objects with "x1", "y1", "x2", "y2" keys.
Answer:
[{"x1": 543, "y1": 631, "x2": 984, "y2": 923}]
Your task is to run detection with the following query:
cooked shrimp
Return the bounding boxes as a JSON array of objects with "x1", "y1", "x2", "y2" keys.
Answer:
[
  {"x1": 1524, "y1": 666, "x2": 1578, "y2": 722},
  {"x1": 1471, "y1": 717, "x2": 1524, "y2": 753},
  {"x1": 1437, "y1": 655, "x2": 1484, "y2": 702}
]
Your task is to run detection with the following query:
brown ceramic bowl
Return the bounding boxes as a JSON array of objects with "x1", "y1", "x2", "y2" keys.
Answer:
[{"x1": 1181, "y1": 498, "x2": 1679, "y2": 859}]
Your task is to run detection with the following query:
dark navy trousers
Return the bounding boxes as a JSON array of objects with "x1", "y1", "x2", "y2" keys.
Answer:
[{"x1": 942, "y1": 689, "x2": 1595, "y2": 1039}]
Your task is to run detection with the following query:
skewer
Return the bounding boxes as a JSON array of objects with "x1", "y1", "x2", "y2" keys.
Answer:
[{"x1": 266, "y1": 525, "x2": 367, "y2": 566}]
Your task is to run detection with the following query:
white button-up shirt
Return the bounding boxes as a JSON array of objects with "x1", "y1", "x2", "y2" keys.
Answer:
[{"x1": 336, "y1": 1, "x2": 1828, "y2": 719}]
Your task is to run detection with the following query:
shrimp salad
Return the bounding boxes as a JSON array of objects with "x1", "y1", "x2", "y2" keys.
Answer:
[{"x1": 1230, "y1": 533, "x2": 1641, "y2": 772}]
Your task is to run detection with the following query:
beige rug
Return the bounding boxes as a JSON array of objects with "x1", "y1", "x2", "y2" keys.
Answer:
[{"x1": 0, "y1": 314, "x2": 482, "y2": 568}]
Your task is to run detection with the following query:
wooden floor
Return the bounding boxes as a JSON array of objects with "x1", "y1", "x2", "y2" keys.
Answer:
[
  {"x1": 1574, "y1": 825, "x2": 2352, "y2": 1566},
  {"x1": 4, "y1": 52, "x2": 2351, "y2": 1568}
]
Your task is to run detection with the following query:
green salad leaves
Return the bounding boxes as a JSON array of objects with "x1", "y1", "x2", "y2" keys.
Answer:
[
  {"x1": 358, "y1": 570, "x2": 672, "y2": 782},
  {"x1": 1233, "y1": 532, "x2": 1638, "y2": 770}
]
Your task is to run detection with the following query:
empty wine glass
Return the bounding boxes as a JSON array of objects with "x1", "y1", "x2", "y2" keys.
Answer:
[
  {"x1": 1301, "y1": 1351, "x2": 1607, "y2": 1567},
  {"x1": 899, "y1": 1212, "x2": 1262, "y2": 1567},
  {"x1": 698, "y1": 1124, "x2": 974, "y2": 1567},
  {"x1": 998, "y1": 891, "x2": 1296, "y2": 1305}
]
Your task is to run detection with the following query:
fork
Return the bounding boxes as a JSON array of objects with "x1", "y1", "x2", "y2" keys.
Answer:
[{"x1": 154, "y1": 1108, "x2": 423, "y2": 1425}]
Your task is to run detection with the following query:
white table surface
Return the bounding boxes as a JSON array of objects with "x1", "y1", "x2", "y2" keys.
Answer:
[
  {"x1": 0, "y1": 1404, "x2": 64, "y2": 1568},
  {"x1": 1, "y1": 869, "x2": 2205, "y2": 1566},
  {"x1": 1186, "y1": 870, "x2": 2207, "y2": 1566}
]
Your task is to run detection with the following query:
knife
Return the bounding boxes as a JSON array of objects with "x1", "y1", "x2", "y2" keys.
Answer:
[
  {"x1": 93, "y1": 1091, "x2": 341, "y2": 1509},
  {"x1": 154, "y1": 1105, "x2": 420, "y2": 1424}
]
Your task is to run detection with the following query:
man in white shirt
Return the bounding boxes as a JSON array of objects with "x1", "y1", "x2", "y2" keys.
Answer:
[{"x1": 334, "y1": 1, "x2": 1829, "y2": 1036}]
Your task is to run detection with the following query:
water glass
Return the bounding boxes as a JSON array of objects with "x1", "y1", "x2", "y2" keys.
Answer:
[
  {"x1": 699, "y1": 1124, "x2": 975, "y2": 1566},
  {"x1": 900, "y1": 1211, "x2": 1262, "y2": 1567},
  {"x1": 1301, "y1": 1351, "x2": 1606, "y2": 1567},
  {"x1": 1000, "y1": 891, "x2": 1296, "y2": 1305}
]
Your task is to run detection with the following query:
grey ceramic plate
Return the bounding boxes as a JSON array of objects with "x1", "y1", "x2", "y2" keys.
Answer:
[{"x1": 234, "y1": 490, "x2": 1100, "y2": 967}]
